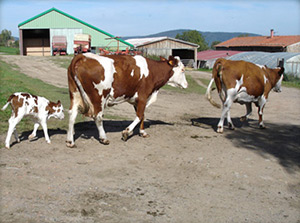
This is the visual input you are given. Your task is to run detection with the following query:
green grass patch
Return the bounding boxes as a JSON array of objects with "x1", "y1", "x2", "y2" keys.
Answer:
[
  {"x1": 283, "y1": 74, "x2": 300, "y2": 89},
  {"x1": 162, "y1": 74, "x2": 207, "y2": 94},
  {"x1": 0, "y1": 46, "x2": 19, "y2": 55},
  {"x1": 48, "y1": 55, "x2": 73, "y2": 69}
]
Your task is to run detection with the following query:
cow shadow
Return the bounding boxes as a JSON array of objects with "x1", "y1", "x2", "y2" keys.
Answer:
[
  {"x1": 11, "y1": 128, "x2": 67, "y2": 146},
  {"x1": 192, "y1": 117, "x2": 300, "y2": 173},
  {"x1": 73, "y1": 119, "x2": 173, "y2": 142}
]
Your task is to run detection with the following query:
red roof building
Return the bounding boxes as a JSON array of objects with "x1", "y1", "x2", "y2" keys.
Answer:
[{"x1": 216, "y1": 30, "x2": 300, "y2": 53}]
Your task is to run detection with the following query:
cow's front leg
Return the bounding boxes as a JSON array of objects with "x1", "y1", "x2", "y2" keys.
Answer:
[
  {"x1": 122, "y1": 101, "x2": 146, "y2": 141},
  {"x1": 139, "y1": 115, "x2": 149, "y2": 138},
  {"x1": 133, "y1": 105, "x2": 149, "y2": 138},
  {"x1": 240, "y1": 103, "x2": 252, "y2": 122},
  {"x1": 29, "y1": 122, "x2": 39, "y2": 141},
  {"x1": 95, "y1": 112, "x2": 109, "y2": 145},
  {"x1": 40, "y1": 119, "x2": 51, "y2": 144}
]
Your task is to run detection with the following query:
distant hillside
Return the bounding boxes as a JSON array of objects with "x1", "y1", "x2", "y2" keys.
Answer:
[{"x1": 123, "y1": 29, "x2": 261, "y2": 46}]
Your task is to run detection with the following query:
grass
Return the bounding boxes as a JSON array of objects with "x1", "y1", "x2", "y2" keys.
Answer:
[
  {"x1": 0, "y1": 46, "x2": 19, "y2": 55},
  {"x1": 282, "y1": 74, "x2": 300, "y2": 89},
  {"x1": 162, "y1": 74, "x2": 207, "y2": 94}
]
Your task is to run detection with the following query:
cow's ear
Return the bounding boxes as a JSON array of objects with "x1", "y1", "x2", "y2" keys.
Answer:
[
  {"x1": 279, "y1": 67, "x2": 284, "y2": 75},
  {"x1": 160, "y1": 56, "x2": 167, "y2": 62},
  {"x1": 168, "y1": 56, "x2": 178, "y2": 67},
  {"x1": 57, "y1": 100, "x2": 61, "y2": 105}
]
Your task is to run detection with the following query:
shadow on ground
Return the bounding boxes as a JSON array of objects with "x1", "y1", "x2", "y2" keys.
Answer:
[
  {"x1": 73, "y1": 119, "x2": 173, "y2": 142},
  {"x1": 192, "y1": 117, "x2": 300, "y2": 173}
]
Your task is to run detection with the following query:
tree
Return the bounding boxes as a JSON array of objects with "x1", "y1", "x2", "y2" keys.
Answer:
[
  {"x1": 175, "y1": 30, "x2": 208, "y2": 51},
  {"x1": 210, "y1": 41, "x2": 221, "y2": 50},
  {"x1": 0, "y1": 29, "x2": 13, "y2": 46}
]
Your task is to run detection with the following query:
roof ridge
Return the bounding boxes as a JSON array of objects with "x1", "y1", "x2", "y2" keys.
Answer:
[{"x1": 18, "y1": 8, "x2": 133, "y2": 47}]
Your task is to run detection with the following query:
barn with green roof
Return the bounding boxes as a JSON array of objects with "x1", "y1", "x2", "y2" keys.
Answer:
[{"x1": 18, "y1": 7, "x2": 133, "y2": 56}]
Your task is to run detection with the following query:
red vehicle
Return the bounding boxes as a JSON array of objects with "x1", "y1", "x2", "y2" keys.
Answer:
[
  {"x1": 74, "y1": 34, "x2": 91, "y2": 54},
  {"x1": 52, "y1": 36, "x2": 67, "y2": 56}
]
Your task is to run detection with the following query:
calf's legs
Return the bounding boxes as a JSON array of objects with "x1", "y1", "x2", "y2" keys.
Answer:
[{"x1": 5, "y1": 115, "x2": 22, "y2": 149}]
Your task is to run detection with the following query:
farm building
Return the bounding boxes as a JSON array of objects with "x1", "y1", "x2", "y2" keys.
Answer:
[
  {"x1": 197, "y1": 50, "x2": 242, "y2": 69},
  {"x1": 125, "y1": 37, "x2": 199, "y2": 68},
  {"x1": 216, "y1": 30, "x2": 300, "y2": 53},
  {"x1": 18, "y1": 8, "x2": 133, "y2": 56}
]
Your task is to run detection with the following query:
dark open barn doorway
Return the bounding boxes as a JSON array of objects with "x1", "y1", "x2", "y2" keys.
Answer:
[
  {"x1": 20, "y1": 29, "x2": 50, "y2": 56},
  {"x1": 172, "y1": 49, "x2": 195, "y2": 67}
]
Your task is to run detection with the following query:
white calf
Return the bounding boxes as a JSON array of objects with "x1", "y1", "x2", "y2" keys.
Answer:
[{"x1": 2, "y1": 92, "x2": 64, "y2": 149}]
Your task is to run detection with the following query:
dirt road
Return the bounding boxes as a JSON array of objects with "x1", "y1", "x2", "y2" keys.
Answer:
[{"x1": 0, "y1": 55, "x2": 299, "y2": 223}]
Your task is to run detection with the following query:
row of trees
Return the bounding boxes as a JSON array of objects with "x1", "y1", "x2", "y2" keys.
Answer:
[
  {"x1": 175, "y1": 30, "x2": 220, "y2": 51},
  {"x1": 0, "y1": 29, "x2": 19, "y2": 47}
]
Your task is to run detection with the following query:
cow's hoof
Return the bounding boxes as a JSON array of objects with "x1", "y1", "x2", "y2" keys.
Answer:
[
  {"x1": 240, "y1": 116, "x2": 247, "y2": 122},
  {"x1": 122, "y1": 131, "x2": 129, "y2": 141},
  {"x1": 100, "y1": 138, "x2": 110, "y2": 145},
  {"x1": 5, "y1": 146, "x2": 10, "y2": 149},
  {"x1": 28, "y1": 134, "x2": 36, "y2": 141},
  {"x1": 66, "y1": 141, "x2": 76, "y2": 148},
  {"x1": 217, "y1": 126, "x2": 223, "y2": 133},
  {"x1": 139, "y1": 132, "x2": 150, "y2": 138},
  {"x1": 228, "y1": 123, "x2": 235, "y2": 130},
  {"x1": 259, "y1": 124, "x2": 266, "y2": 129}
]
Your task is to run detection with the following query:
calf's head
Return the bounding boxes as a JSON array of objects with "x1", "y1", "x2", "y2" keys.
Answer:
[
  {"x1": 164, "y1": 56, "x2": 188, "y2": 89},
  {"x1": 47, "y1": 100, "x2": 65, "y2": 120}
]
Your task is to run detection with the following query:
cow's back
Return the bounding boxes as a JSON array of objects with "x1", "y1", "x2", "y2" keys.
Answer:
[{"x1": 214, "y1": 58, "x2": 265, "y2": 96}]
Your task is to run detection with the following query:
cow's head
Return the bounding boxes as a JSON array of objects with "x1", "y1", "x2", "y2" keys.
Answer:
[
  {"x1": 48, "y1": 100, "x2": 65, "y2": 120},
  {"x1": 162, "y1": 56, "x2": 188, "y2": 89},
  {"x1": 273, "y1": 67, "x2": 284, "y2": 92}
]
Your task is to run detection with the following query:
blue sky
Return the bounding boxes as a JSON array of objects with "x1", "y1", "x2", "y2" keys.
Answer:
[{"x1": 0, "y1": 0, "x2": 299, "y2": 38}]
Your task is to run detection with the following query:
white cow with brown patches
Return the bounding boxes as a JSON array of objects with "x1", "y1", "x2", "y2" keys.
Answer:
[
  {"x1": 206, "y1": 58, "x2": 284, "y2": 133},
  {"x1": 66, "y1": 53, "x2": 188, "y2": 147},
  {"x1": 2, "y1": 92, "x2": 64, "y2": 149}
]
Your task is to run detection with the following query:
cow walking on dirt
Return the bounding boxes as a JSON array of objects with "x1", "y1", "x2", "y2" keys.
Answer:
[
  {"x1": 206, "y1": 58, "x2": 284, "y2": 133},
  {"x1": 66, "y1": 53, "x2": 188, "y2": 147}
]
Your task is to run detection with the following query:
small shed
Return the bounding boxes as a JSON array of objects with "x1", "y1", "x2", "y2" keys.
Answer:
[
  {"x1": 126, "y1": 37, "x2": 199, "y2": 68},
  {"x1": 197, "y1": 50, "x2": 242, "y2": 69},
  {"x1": 18, "y1": 8, "x2": 133, "y2": 56}
]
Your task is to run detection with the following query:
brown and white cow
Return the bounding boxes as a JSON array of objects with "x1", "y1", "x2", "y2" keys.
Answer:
[
  {"x1": 206, "y1": 58, "x2": 284, "y2": 133},
  {"x1": 2, "y1": 92, "x2": 64, "y2": 148},
  {"x1": 66, "y1": 53, "x2": 188, "y2": 147}
]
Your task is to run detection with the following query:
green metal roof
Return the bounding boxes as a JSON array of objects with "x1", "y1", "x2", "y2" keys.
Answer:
[{"x1": 18, "y1": 7, "x2": 133, "y2": 47}]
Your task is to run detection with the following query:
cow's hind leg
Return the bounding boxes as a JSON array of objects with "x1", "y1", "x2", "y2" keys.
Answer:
[
  {"x1": 5, "y1": 115, "x2": 22, "y2": 149},
  {"x1": 217, "y1": 89, "x2": 235, "y2": 133},
  {"x1": 66, "y1": 106, "x2": 78, "y2": 148},
  {"x1": 95, "y1": 112, "x2": 109, "y2": 145}
]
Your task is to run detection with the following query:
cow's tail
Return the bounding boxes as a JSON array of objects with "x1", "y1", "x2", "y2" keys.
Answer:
[
  {"x1": 68, "y1": 55, "x2": 91, "y2": 115},
  {"x1": 205, "y1": 78, "x2": 221, "y2": 108},
  {"x1": 205, "y1": 59, "x2": 224, "y2": 108},
  {"x1": 1, "y1": 94, "x2": 14, "y2": 111}
]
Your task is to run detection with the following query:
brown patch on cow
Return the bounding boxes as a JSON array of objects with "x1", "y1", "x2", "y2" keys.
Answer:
[
  {"x1": 68, "y1": 54, "x2": 106, "y2": 117},
  {"x1": 9, "y1": 95, "x2": 24, "y2": 117},
  {"x1": 46, "y1": 102, "x2": 55, "y2": 114}
]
